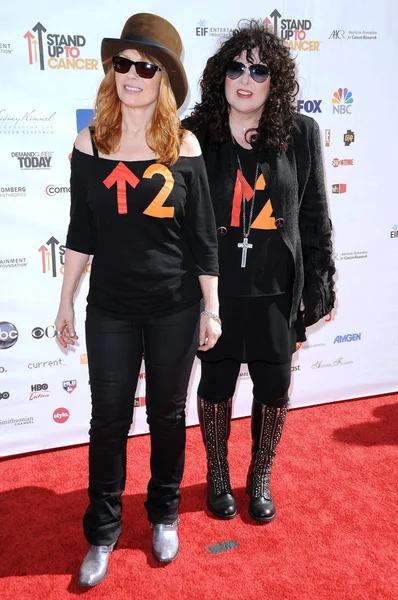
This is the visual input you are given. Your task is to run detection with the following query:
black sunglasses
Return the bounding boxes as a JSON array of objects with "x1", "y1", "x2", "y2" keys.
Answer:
[
  {"x1": 112, "y1": 56, "x2": 161, "y2": 79},
  {"x1": 226, "y1": 61, "x2": 271, "y2": 84}
]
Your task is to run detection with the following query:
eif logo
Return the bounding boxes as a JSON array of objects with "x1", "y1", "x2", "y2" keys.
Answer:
[
  {"x1": 297, "y1": 100, "x2": 322, "y2": 113},
  {"x1": 24, "y1": 23, "x2": 98, "y2": 71},
  {"x1": 196, "y1": 19, "x2": 209, "y2": 36},
  {"x1": 334, "y1": 333, "x2": 361, "y2": 343},
  {"x1": 332, "y1": 88, "x2": 353, "y2": 114},
  {"x1": 38, "y1": 237, "x2": 65, "y2": 278}
]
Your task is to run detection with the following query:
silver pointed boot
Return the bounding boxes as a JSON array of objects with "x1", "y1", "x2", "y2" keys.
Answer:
[
  {"x1": 151, "y1": 519, "x2": 180, "y2": 563},
  {"x1": 77, "y1": 540, "x2": 117, "y2": 587}
]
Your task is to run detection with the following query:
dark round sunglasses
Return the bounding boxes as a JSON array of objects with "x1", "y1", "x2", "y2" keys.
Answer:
[
  {"x1": 226, "y1": 61, "x2": 271, "y2": 84},
  {"x1": 112, "y1": 55, "x2": 161, "y2": 79}
]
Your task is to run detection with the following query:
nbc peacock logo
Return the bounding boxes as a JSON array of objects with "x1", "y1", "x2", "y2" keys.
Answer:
[{"x1": 332, "y1": 88, "x2": 354, "y2": 114}]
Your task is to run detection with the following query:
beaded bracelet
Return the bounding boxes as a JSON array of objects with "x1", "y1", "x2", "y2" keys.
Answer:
[{"x1": 200, "y1": 310, "x2": 222, "y2": 325}]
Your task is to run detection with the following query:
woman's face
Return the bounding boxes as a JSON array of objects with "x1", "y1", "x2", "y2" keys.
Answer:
[
  {"x1": 114, "y1": 48, "x2": 162, "y2": 110},
  {"x1": 224, "y1": 47, "x2": 271, "y2": 116}
]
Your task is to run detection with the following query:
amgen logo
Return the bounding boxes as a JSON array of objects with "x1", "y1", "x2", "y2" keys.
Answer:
[
  {"x1": 0, "y1": 322, "x2": 19, "y2": 349},
  {"x1": 334, "y1": 333, "x2": 361, "y2": 343}
]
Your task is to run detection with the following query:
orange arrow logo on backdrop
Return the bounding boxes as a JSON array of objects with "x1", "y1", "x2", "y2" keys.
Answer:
[{"x1": 103, "y1": 162, "x2": 140, "y2": 214}]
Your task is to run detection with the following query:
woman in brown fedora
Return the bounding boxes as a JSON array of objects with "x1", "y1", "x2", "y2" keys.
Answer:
[{"x1": 54, "y1": 13, "x2": 220, "y2": 586}]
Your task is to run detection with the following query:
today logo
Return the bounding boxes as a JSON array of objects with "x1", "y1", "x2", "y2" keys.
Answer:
[{"x1": 24, "y1": 22, "x2": 98, "y2": 71}]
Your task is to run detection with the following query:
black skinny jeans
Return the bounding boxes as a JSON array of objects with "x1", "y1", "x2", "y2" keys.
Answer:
[
  {"x1": 198, "y1": 358, "x2": 292, "y2": 408},
  {"x1": 83, "y1": 302, "x2": 200, "y2": 546}
]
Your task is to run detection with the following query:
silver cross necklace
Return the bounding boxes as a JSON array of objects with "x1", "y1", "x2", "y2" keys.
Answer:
[{"x1": 231, "y1": 132, "x2": 259, "y2": 268}]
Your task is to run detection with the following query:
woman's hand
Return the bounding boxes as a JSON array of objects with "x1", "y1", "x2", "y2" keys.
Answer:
[
  {"x1": 54, "y1": 303, "x2": 78, "y2": 348},
  {"x1": 198, "y1": 313, "x2": 222, "y2": 351},
  {"x1": 295, "y1": 342, "x2": 303, "y2": 352}
]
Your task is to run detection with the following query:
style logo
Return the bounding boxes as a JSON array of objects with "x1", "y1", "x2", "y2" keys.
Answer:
[
  {"x1": 32, "y1": 326, "x2": 57, "y2": 339},
  {"x1": 24, "y1": 23, "x2": 98, "y2": 71},
  {"x1": 332, "y1": 183, "x2": 347, "y2": 194},
  {"x1": 263, "y1": 9, "x2": 320, "y2": 51},
  {"x1": 76, "y1": 109, "x2": 94, "y2": 133},
  {"x1": 325, "y1": 129, "x2": 331, "y2": 147},
  {"x1": 0, "y1": 186, "x2": 26, "y2": 198},
  {"x1": 0, "y1": 323, "x2": 18, "y2": 350},
  {"x1": 329, "y1": 30, "x2": 346, "y2": 39},
  {"x1": 53, "y1": 408, "x2": 70, "y2": 423},
  {"x1": 30, "y1": 383, "x2": 50, "y2": 401},
  {"x1": 334, "y1": 333, "x2": 361, "y2": 343},
  {"x1": 0, "y1": 392, "x2": 10, "y2": 400},
  {"x1": 11, "y1": 151, "x2": 52, "y2": 170},
  {"x1": 344, "y1": 130, "x2": 355, "y2": 146},
  {"x1": 297, "y1": 100, "x2": 322, "y2": 113},
  {"x1": 390, "y1": 225, "x2": 398, "y2": 238},
  {"x1": 63, "y1": 380, "x2": 77, "y2": 393},
  {"x1": 45, "y1": 185, "x2": 70, "y2": 196},
  {"x1": 332, "y1": 88, "x2": 353, "y2": 114},
  {"x1": 332, "y1": 158, "x2": 354, "y2": 168}
]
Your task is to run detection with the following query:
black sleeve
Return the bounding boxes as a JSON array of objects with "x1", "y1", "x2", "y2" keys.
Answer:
[
  {"x1": 299, "y1": 120, "x2": 336, "y2": 327},
  {"x1": 183, "y1": 156, "x2": 219, "y2": 276},
  {"x1": 65, "y1": 148, "x2": 96, "y2": 255}
]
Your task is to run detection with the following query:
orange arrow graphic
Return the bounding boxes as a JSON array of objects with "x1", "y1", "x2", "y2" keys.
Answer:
[{"x1": 103, "y1": 162, "x2": 140, "y2": 214}]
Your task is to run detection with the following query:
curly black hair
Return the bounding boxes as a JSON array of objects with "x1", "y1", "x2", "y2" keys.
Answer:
[{"x1": 184, "y1": 20, "x2": 299, "y2": 153}]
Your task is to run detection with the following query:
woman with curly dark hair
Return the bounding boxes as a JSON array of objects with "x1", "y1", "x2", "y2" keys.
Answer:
[{"x1": 183, "y1": 20, "x2": 335, "y2": 523}]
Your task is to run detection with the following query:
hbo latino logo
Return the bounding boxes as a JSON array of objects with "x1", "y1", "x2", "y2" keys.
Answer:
[{"x1": 0, "y1": 322, "x2": 19, "y2": 349}]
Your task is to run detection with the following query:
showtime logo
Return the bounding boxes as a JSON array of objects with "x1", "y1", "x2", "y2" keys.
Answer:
[
  {"x1": 53, "y1": 407, "x2": 69, "y2": 423},
  {"x1": 332, "y1": 158, "x2": 354, "y2": 168},
  {"x1": 334, "y1": 333, "x2": 361, "y2": 343},
  {"x1": 332, "y1": 88, "x2": 353, "y2": 114}
]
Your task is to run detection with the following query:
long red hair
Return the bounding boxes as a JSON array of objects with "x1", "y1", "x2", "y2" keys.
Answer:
[{"x1": 93, "y1": 53, "x2": 183, "y2": 164}]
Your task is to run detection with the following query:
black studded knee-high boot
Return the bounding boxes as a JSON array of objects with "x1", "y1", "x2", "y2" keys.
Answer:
[
  {"x1": 197, "y1": 397, "x2": 237, "y2": 520},
  {"x1": 246, "y1": 399, "x2": 288, "y2": 523}
]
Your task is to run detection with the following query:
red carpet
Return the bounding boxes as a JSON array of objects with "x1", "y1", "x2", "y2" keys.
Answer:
[{"x1": 0, "y1": 393, "x2": 397, "y2": 600}]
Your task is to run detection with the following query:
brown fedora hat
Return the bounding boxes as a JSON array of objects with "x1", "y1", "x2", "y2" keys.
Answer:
[{"x1": 101, "y1": 13, "x2": 188, "y2": 109}]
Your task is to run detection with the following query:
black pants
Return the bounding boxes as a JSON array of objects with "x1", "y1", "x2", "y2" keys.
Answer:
[
  {"x1": 84, "y1": 302, "x2": 200, "y2": 546},
  {"x1": 198, "y1": 358, "x2": 292, "y2": 408}
]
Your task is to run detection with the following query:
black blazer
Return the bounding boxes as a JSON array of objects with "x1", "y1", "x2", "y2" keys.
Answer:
[{"x1": 183, "y1": 113, "x2": 335, "y2": 340}]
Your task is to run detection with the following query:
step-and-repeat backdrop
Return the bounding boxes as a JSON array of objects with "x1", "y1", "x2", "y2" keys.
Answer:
[{"x1": 1, "y1": 1, "x2": 397, "y2": 456}]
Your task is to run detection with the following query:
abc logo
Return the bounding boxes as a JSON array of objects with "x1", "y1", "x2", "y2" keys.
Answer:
[
  {"x1": 0, "y1": 322, "x2": 19, "y2": 350},
  {"x1": 53, "y1": 407, "x2": 70, "y2": 424},
  {"x1": 0, "y1": 391, "x2": 10, "y2": 400},
  {"x1": 32, "y1": 326, "x2": 56, "y2": 339},
  {"x1": 31, "y1": 383, "x2": 49, "y2": 392}
]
